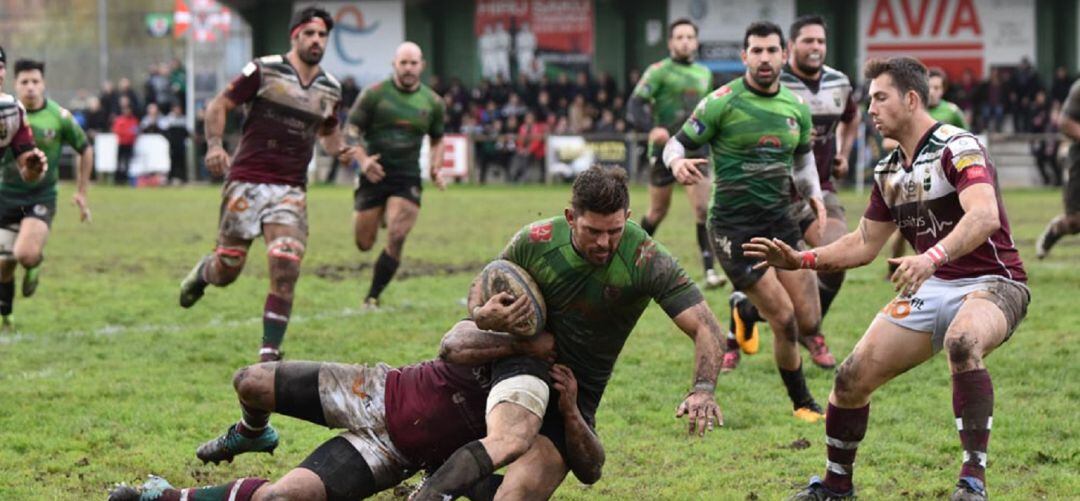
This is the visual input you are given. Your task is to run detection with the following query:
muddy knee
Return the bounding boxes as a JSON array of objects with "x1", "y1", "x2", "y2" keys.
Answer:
[
  {"x1": 945, "y1": 331, "x2": 982, "y2": 372},
  {"x1": 268, "y1": 237, "x2": 304, "y2": 298},
  {"x1": 233, "y1": 363, "x2": 277, "y2": 408},
  {"x1": 212, "y1": 245, "x2": 248, "y2": 285},
  {"x1": 832, "y1": 356, "x2": 869, "y2": 404}
]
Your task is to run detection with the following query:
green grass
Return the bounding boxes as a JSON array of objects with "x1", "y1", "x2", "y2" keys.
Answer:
[{"x1": 0, "y1": 183, "x2": 1076, "y2": 500}]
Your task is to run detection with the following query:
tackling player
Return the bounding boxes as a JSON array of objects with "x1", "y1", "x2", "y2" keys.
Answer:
[
  {"x1": 665, "y1": 22, "x2": 826, "y2": 422},
  {"x1": 745, "y1": 57, "x2": 1028, "y2": 501},
  {"x1": 1034, "y1": 77, "x2": 1080, "y2": 258},
  {"x1": 108, "y1": 310, "x2": 603, "y2": 501},
  {"x1": 178, "y1": 7, "x2": 352, "y2": 362},
  {"x1": 0, "y1": 48, "x2": 50, "y2": 332},
  {"x1": 626, "y1": 18, "x2": 724, "y2": 289},
  {"x1": 0, "y1": 59, "x2": 93, "y2": 328},
  {"x1": 722, "y1": 15, "x2": 859, "y2": 372},
  {"x1": 347, "y1": 42, "x2": 446, "y2": 309},
  {"x1": 412, "y1": 166, "x2": 724, "y2": 500}
]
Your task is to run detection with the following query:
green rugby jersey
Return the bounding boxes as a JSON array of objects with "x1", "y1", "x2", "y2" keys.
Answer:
[
  {"x1": 347, "y1": 78, "x2": 445, "y2": 181},
  {"x1": 679, "y1": 77, "x2": 813, "y2": 225},
  {"x1": 499, "y1": 216, "x2": 703, "y2": 408},
  {"x1": 1, "y1": 98, "x2": 88, "y2": 200},
  {"x1": 631, "y1": 57, "x2": 713, "y2": 133},
  {"x1": 928, "y1": 100, "x2": 968, "y2": 129}
]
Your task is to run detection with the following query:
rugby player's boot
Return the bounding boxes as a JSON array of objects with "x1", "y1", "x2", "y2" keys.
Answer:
[
  {"x1": 0, "y1": 315, "x2": 13, "y2": 334},
  {"x1": 107, "y1": 475, "x2": 174, "y2": 501},
  {"x1": 793, "y1": 401, "x2": 826, "y2": 423},
  {"x1": 196, "y1": 423, "x2": 279, "y2": 464},
  {"x1": 730, "y1": 291, "x2": 759, "y2": 355},
  {"x1": 1035, "y1": 223, "x2": 1061, "y2": 259},
  {"x1": 179, "y1": 255, "x2": 211, "y2": 308},
  {"x1": 21, "y1": 265, "x2": 40, "y2": 298},
  {"x1": 704, "y1": 268, "x2": 727, "y2": 289},
  {"x1": 800, "y1": 334, "x2": 837, "y2": 369},
  {"x1": 363, "y1": 296, "x2": 380, "y2": 311},
  {"x1": 787, "y1": 476, "x2": 856, "y2": 500},
  {"x1": 950, "y1": 477, "x2": 988, "y2": 501},
  {"x1": 720, "y1": 349, "x2": 740, "y2": 373}
]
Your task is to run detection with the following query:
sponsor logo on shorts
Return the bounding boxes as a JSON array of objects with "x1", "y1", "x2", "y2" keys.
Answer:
[
  {"x1": 227, "y1": 197, "x2": 250, "y2": 212},
  {"x1": 32, "y1": 204, "x2": 48, "y2": 217},
  {"x1": 528, "y1": 222, "x2": 553, "y2": 243},
  {"x1": 713, "y1": 234, "x2": 732, "y2": 259},
  {"x1": 351, "y1": 376, "x2": 369, "y2": 400},
  {"x1": 881, "y1": 296, "x2": 925, "y2": 319}
]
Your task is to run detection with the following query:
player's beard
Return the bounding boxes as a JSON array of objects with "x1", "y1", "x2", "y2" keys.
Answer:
[
  {"x1": 299, "y1": 45, "x2": 324, "y2": 65},
  {"x1": 751, "y1": 65, "x2": 779, "y2": 89},
  {"x1": 794, "y1": 54, "x2": 822, "y2": 77}
]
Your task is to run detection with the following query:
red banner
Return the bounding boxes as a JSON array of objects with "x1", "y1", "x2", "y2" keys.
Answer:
[{"x1": 475, "y1": 0, "x2": 593, "y2": 80}]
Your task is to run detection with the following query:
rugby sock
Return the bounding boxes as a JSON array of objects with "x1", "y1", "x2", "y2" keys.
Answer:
[
  {"x1": 640, "y1": 216, "x2": 658, "y2": 236},
  {"x1": 261, "y1": 294, "x2": 291, "y2": 360},
  {"x1": 823, "y1": 402, "x2": 870, "y2": 494},
  {"x1": 696, "y1": 223, "x2": 714, "y2": 271},
  {"x1": 463, "y1": 474, "x2": 504, "y2": 501},
  {"x1": 154, "y1": 478, "x2": 268, "y2": 501},
  {"x1": 778, "y1": 364, "x2": 815, "y2": 410},
  {"x1": 413, "y1": 440, "x2": 494, "y2": 500},
  {"x1": 0, "y1": 280, "x2": 13, "y2": 316},
  {"x1": 367, "y1": 250, "x2": 399, "y2": 301},
  {"x1": 953, "y1": 369, "x2": 994, "y2": 484},
  {"x1": 725, "y1": 332, "x2": 739, "y2": 352},
  {"x1": 236, "y1": 403, "x2": 270, "y2": 439},
  {"x1": 817, "y1": 271, "x2": 845, "y2": 318}
]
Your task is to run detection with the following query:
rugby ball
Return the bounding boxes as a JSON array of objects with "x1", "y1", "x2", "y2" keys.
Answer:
[{"x1": 478, "y1": 259, "x2": 546, "y2": 337}]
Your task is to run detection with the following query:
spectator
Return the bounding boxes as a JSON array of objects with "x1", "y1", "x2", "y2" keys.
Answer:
[
  {"x1": 510, "y1": 111, "x2": 546, "y2": 182},
  {"x1": 553, "y1": 73, "x2": 571, "y2": 104},
  {"x1": 950, "y1": 68, "x2": 978, "y2": 128},
  {"x1": 980, "y1": 68, "x2": 1006, "y2": 132},
  {"x1": 116, "y1": 77, "x2": 142, "y2": 117},
  {"x1": 83, "y1": 96, "x2": 110, "y2": 140},
  {"x1": 140, "y1": 103, "x2": 164, "y2": 133},
  {"x1": 491, "y1": 73, "x2": 512, "y2": 105},
  {"x1": 597, "y1": 71, "x2": 618, "y2": 102},
  {"x1": 515, "y1": 73, "x2": 539, "y2": 107},
  {"x1": 1050, "y1": 66, "x2": 1072, "y2": 107},
  {"x1": 99, "y1": 80, "x2": 120, "y2": 120},
  {"x1": 625, "y1": 68, "x2": 641, "y2": 100},
  {"x1": 168, "y1": 58, "x2": 186, "y2": 108},
  {"x1": 1029, "y1": 90, "x2": 1062, "y2": 186},
  {"x1": 480, "y1": 99, "x2": 501, "y2": 125},
  {"x1": 594, "y1": 109, "x2": 616, "y2": 132},
  {"x1": 160, "y1": 103, "x2": 190, "y2": 184},
  {"x1": 111, "y1": 97, "x2": 139, "y2": 185},
  {"x1": 570, "y1": 70, "x2": 593, "y2": 103},
  {"x1": 534, "y1": 90, "x2": 554, "y2": 122},
  {"x1": 567, "y1": 94, "x2": 588, "y2": 133},
  {"x1": 144, "y1": 63, "x2": 173, "y2": 111},
  {"x1": 502, "y1": 92, "x2": 528, "y2": 120}
]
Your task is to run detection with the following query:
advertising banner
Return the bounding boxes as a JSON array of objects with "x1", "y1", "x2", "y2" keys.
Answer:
[
  {"x1": 475, "y1": 0, "x2": 594, "y2": 80},
  {"x1": 294, "y1": 1, "x2": 405, "y2": 87},
  {"x1": 545, "y1": 135, "x2": 631, "y2": 181},
  {"x1": 420, "y1": 134, "x2": 471, "y2": 182}
]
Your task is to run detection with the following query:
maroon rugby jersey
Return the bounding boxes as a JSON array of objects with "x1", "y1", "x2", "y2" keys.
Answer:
[
  {"x1": 779, "y1": 65, "x2": 858, "y2": 193},
  {"x1": 0, "y1": 94, "x2": 35, "y2": 158},
  {"x1": 864, "y1": 123, "x2": 1026, "y2": 282},
  {"x1": 384, "y1": 359, "x2": 492, "y2": 469},
  {"x1": 223, "y1": 55, "x2": 342, "y2": 187}
]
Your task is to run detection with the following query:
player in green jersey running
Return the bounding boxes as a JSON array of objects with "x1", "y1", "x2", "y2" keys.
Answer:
[
  {"x1": 665, "y1": 22, "x2": 827, "y2": 423},
  {"x1": 0, "y1": 59, "x2": 92, "y2": 330},
  {"x1": 626, "y1": 18, "x2": 725, "y2": 290},
  {"x1": 347, "y1": 42, "x2": 446, "y2": 310},
  {"x1": 412, "y1": 166, "x2": 725, "y2": 500}
]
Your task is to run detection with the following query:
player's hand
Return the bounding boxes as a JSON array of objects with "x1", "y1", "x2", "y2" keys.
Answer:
[
  {"x1": 550, "y1": 364, "x2": 581, "y2": 418},
  {"x1": 473, "y1": 292, "x2": 533, "y2": 336},
  {"x1": 336, "y1": 146, "x2": 356, "y2": 166},
  {"x1": 671, "y1": 158, "x2": 707, "y2": 185},
  {"x1": 809, "y1": 197, "x2": 827, "y2": 243},
  {"x1": 205, "y1": 144, "x2": 231, "y2": 176},
  {"x1": 72, "y1": 192, "x2": 92, "y2": 223},
  {"x1": 647, "y1": 127, "x2": 670, "y2": 147},
  {"x1": 360, "y1": 153, "x2": 385, "y2": 184},
  {"x1": 515, "y1": 331, "x2": 556, "y2": 363},
  {"x1": 832, "y1": 155, "x2": 850, "y2": 179},
  {"x1": 742, "y1": 237, "x2": 802, "y2": 271},
  {"x1": 676, "y1": 390, "x2": 723, "y2": 437},
  {"x1": 18, "y1": 148, "x2": 48, "y2": 183},
  {"x1": 887, "y1": 253, "x2": 936, "y2": 297},
  {"x1": 430, "y1": 166, "x2": 447, "y2": 191}
]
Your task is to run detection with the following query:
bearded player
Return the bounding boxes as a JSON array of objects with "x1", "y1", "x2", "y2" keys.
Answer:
[
  {"x1": 745, "y1": 57, "x2": 1028, "y2": 501},
  {"x1": 347, "y1": 42, "x2": 446, "y2": 309},
  {"x1": 626, "y1": 18, "x2": 724, "y2": 289},
  {"x1": 178, "y1": 7, "x2": 352, "y2": 362}
]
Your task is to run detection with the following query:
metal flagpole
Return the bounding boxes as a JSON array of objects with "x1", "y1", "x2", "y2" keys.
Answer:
[
  {"x1": 186, "y1": 28, "x2": 196, "y2": 182},
  {"x1": 98, "y1": 0, "x2": 108, "y2": 90}
]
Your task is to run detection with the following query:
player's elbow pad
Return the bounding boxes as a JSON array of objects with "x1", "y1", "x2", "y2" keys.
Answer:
[
  {"x1": 662, "y1": 136, "x2": 688, "y2": 169},
  {"x1": 792, "y1": 150, "x2": 823, "y2": 201}
]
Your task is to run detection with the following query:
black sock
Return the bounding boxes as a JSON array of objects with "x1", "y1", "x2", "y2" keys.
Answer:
[
  {"x1": 463, "y1": 474, "x2": 504, "y2": 501},
  {"x1": 640, "y1": 216, "x2": 657, "y2": 236},
  {"x1": 0, "y1": 280, "x2": 13, "y2": 316},
  {"x1": 818, "y1": 271, "x2": 845, "y2": 318},
  {"x1": 779, "y1": 364, "x2": 816, "y2": 409},
  {"x1": 366, "y1": 250, "x2": 400, "y2": 301},
  {"x1": 738, "y1": 297, "x2": 761, "y2": 324},
  {"x1": 696, "y1": 223, "x2": 714, "y2": 271},
  {"x1": 414, "y1": 441, "x2": 494, "y2": 500},
  {"x1": 236, "y1": 403, "x2": 270, "y2": 438}
]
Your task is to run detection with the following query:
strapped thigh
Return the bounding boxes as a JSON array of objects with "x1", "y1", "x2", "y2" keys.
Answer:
[
  {"x1": 0, "y1": 225, "x2": 18, "y2": 262},
  {"x1": 267, "y1": 236, "x2": 306, "y2": 262},
  {"x1": 214, "y1": 245, "x2": 248, "y2": 269}
]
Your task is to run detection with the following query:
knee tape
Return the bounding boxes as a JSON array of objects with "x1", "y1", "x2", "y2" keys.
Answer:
[
  {"x1": 267, "y1": 236, "x2": 305, "y2": 262},
  {"x1": 0, "y1": 227, "x2": 17, "y2": 261},
  {"x1": 215, "y1": 245, "x2": 248, "y2": 268},
  {"x1": 485, "y1": 374, "x2": 549, "y2": 420}
]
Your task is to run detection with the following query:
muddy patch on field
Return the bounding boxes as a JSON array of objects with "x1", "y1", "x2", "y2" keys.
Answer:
[{"x1": 311, "y1": 259, "x2": 486, "y2": 282}]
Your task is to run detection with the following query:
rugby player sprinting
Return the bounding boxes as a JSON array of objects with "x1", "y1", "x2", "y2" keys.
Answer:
[
  {"x1": 744, "y1": 57, "x2": 1028, "y2": 501},
  {"x1": 0, "y1": 59, "x2": 93, "y2": 330},
  {"x1": 178, "y1": 8, "x2": 351, "y2": 362}
]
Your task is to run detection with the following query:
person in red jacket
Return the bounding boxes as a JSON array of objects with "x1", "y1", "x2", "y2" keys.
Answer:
[
  {"x1": 510, "y1": 110, "x2": 546, "y2": 182},
  {"x1": 110, "y1": 97, "x2": 139, "y2": 185}
]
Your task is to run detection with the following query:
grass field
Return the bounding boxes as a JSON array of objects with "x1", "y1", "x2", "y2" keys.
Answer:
[{"x1": 0, "y1": 182, "x2": 1076, "y2": 500}]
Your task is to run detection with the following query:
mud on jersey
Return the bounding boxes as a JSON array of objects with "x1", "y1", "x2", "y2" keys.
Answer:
[
  {"x1": 0, "y1": 94, "x2": 35, "y2": 161},
  {"x1": 498, "y1": 217, "x2": 702, "y2": 411},
  {"x1": 224, "y1": 55, "x2": 342, "y2": 187},
  {"x1": 631, "y1": 58, "x2": 713, "y2": 133},
  {"x1": 1, "y1": 99, "x2": 89, "y2": 199},
  {"x1": 347, "y1": 78, "x2": 445, "y2": 181},
  {"x1": 779, "y1": 65, "x2": 857, "y2": 192},
  {"x1": 680, "y1": 77, "x2": 813, "y2": 226},
  {"x1": 865, "y1": 123, "x2": 1025, "y2": 282}
]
